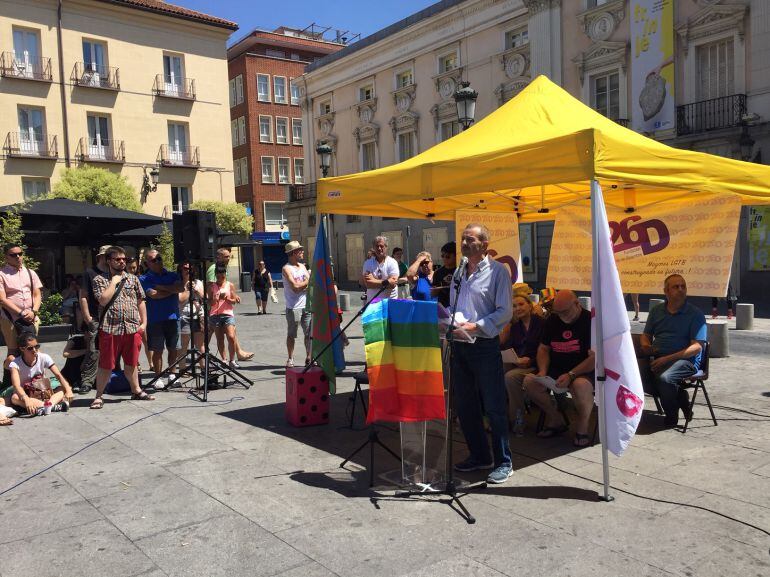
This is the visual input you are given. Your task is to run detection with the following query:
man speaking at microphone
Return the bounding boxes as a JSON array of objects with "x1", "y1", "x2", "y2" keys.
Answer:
[{"x1": 450, "y1": 223, "x2": 513, "y2": 484}]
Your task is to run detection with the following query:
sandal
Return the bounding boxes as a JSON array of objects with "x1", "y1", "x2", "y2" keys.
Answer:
[
  {"x1": 90, "y1": 397, "x2": 104, "y2": 410},
  {"x1": 536, "y1": 424, "x2": 568, "y2": 438},
  {"x1": 573, "y1": 433, "x2": 591, "y2": 447},
  {"x1": 0, "y1": 416, "x2": 13, "y2": 426},
  {"x1": 131, "y1": 391, "x2": 155, "y2": 401},
  {"x1": 238, "y1": 351, "x2": 255, "y2": 361}
]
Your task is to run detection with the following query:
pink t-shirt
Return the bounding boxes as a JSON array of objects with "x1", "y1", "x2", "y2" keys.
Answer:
[
  {"x1": 209, "y1": 281, "x2": 235, "y2": 317},
  {"x1": 0, "y1": 265, "x2": 43, "y2": 321}
]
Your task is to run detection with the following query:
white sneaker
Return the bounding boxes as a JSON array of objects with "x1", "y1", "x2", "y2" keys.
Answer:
[
  {"x1": 0, "y1": 405, "x2": 17, "y2": 418},
  {"x1": 153, "y1": 377, "x2": 167, "y2": 390},
  {"x1": 229, "y1": 360, "x2": 240, "y2": 369}
]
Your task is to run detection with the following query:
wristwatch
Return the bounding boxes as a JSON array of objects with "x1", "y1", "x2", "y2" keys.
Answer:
[{"x1": 568, "y1": 371, "x2": 576, "y2": 381}]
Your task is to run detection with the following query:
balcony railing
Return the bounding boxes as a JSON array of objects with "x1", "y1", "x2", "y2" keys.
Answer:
[
  {"x1": 76, "y1": 137, "x2": 125, "y2": 163},
  {"x1": 614, "y1": 118, "x2": 630, "y2": 128},
  {"x1": 162, "y1": 204, "x2": 189, "y2": 219},
  {"x1": 0, "y1": 52, "x2": 52, "y2": 82},
  {"x1": 153, "y1": 74, "x2": 196, "y2": 100},
  {"x1": 4, "y1": 132, "x2": 57, "y2": 158},
  {"x1": 71, "y1": 62, "x2": 120, "y2": 90},
  {"x1": 677, "y1": 94, "x2": 746, "y2": 136},
  {"x1": 157, "y1": 144, "x2": 199, "y2": 167},
  {"x1": 288, "y1": 182, "x2": 317, "y2": 203}
]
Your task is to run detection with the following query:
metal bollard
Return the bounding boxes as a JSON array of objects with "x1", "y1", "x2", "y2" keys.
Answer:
[
  {"x1": 735, "y1": 303, "x2": 754, "y2": 330},
  {"x1": 578, "y1": 296, "x2": 591, "y2": 311},
  {"x1": 707, "y1": 321, "x2": 729, "y2": 357},
  {"x1": 649, "y1": 298, "x2": 664, "y2": 311},
  {"x1": 338, "y1": 293, "x2": 350, "y2": 312}
]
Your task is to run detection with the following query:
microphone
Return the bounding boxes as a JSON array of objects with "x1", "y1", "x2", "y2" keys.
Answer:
[{"x1": 454, "y1": 256, "x2": 469, "y2": 283}]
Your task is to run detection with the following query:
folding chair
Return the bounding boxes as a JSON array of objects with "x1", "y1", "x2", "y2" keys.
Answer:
[{"x1": 679, "y1": 340, "x2": 716, "y2": 433}]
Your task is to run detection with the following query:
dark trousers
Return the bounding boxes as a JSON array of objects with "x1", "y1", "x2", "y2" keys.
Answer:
[
  {"x1": 642, "y1": 359, "x2": 696, "y2": 418},
  {"x1": 451, "y1": 336, "x2": 512, "y2": 468}
]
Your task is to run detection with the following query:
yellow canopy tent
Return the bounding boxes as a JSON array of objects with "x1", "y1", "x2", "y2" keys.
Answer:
[{"x1": 317, "y1": 75, "x2": 770, "y2": 220}]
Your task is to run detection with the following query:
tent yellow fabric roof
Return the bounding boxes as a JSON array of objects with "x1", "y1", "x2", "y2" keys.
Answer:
[{"x1": 317, "y1": 76, "x2": 770, "y2": 222}]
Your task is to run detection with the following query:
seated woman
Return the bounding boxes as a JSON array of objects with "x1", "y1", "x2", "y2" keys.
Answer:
[
  {"x1": 406, "y1": 251, "x2": 436, "y2": 302},
  {"x1": 500, "y1": 294, "x2": 545, "y2": 435},
  {"x1": 61, "y1": 332, "x2": 89, "y2": 394},
  {"x1": 9, "y1": 333, "x2": 74, "y2": 416}
]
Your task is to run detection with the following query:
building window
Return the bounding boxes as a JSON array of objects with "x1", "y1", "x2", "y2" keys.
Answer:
[
  {"x1": 438, "y1": 52, "x2": 458, "y2": 73},
  {"x1": 290, "y1": 81, "x2": 301, "y2": 105},
  {"x1": 319, "y1": 99, "x2": 331, "y2": 115},
  {"x1": 170, "y1": 185, "x2": 191, "y2": 214},
  {"x1": 361, "y1": 141, "x2": 376, "y2": 171},
  {"x1": 229, "y1": 79, "x2": 236, "y2": 107},
  {"x1": 307, "y1": 205, "x2": 315, "y2": 228},
  {"x1": 396, "y1": 69, "x2": 413, "y2": 88},
  {"x1": 257, "y1": 74, "x2": 270, "y2": 102},
  {"x1": 82, "y1": 39, "x2": 107, "y2": 78},
  {"x1": 261, "y1": 156, "x2": 274, "y2": 183},
  {"x1": 229, "y1": 75, "x2": 243, "y2": 106},
  {"x1": 440, "y1": 120, "x2": 460, "y2": 142},
  {"x1": 697, "y1": 38, "x2": 734, "y2": 100},
  {"x1": 238, "y1": 116, "x2": 246, "y2": 145},
  {"x1": 239, "y1": 158, "x2": 249, "y2": 185},
  {"x1": 292, "y1": 118, "x2": 302, "y2": 145},
  {"x1": 162, "y1": 53, "x2": 185, "y2": 96},
  {"x1": 21, "y1": 178, "x2": 49, "y2": 201},
  {"x1": 346, "y1": 215, "x2": 362, "y2": 224},
  {"x1": 276, "y1": 117, "x2": 289, "y2": 144},
  {"x1": 294, "y1": 158, "x2": 304, "y2": 184},
  {"x1": 12, "y1": 28, "x2": 42, "y2": 79},
  {"x1": 397, "y1": 132, "x2": 415, "y2": 162},
  {"x1": 359, "y1": 84, "x2": 374, "y2": 101},
  {"x1": 591, "y1": 71, "x2": 619, "y2": 120},
  {"x1": 259, "y1": 115, "x2": 272, "y2": 143},
  {"x1": 266, "y1": 48, "x2": 285, "y2": 58},
  {"x1": 86, "y1": 113, "x2": 112, "y2": 159},
  {"x1": 291, "y1": 53, "x2": 301, "y2": 61},
  {"x1": 278, "y1": 157, "x2": 291, "y2": 184},
  {"x1": 505, "y1": 27, "x2": 528, "y2": 50},
  {"x1": 17, "y1": 106, "x2": 45, "y2": 154},
  {"x1": 230, "y1": 119, "x2": 238, "y2": 146},
  {"x1": 274, "y1": 76, "x2": 287, "y2": 104},
  {"x1": 264, "y1": 202, "x2": 286, "y2": 227},
  {"x1": 167, "y1": 122, "x2": 189, "y2": 164}
]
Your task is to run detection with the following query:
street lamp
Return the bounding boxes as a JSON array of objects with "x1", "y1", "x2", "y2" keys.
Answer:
[
  {"x1": 739, "y1": 126, "x2": 755, "y2": 162},
  {"x1": 141, "y1": 165, "x2": 160, "y2": 201},
  {"x1": 454, "y1": 81, "x2": 478, "y2": 130},
  {"x1": 316, "y1": 142, "x2": 332, "y2": 177}
]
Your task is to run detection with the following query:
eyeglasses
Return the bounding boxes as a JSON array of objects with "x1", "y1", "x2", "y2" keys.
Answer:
[
  {"x1": 7, "y1": 252, "x2": 23, "y2": 258},
  {"x1": 22, "y1": 344, "x2": 40, "y2": 351},
  {"x1": 149, "y1": 257, "x2": 162, "y2": 263}
]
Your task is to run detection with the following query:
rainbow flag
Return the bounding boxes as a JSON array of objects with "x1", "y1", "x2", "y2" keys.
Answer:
[{"x1": 362, "y1": 299, "x2": 445, "y2": 423}]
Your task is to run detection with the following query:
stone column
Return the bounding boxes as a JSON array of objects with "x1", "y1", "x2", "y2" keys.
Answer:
[{"x1": 524, "y1": 0, "x2": 562, "y2": 82}]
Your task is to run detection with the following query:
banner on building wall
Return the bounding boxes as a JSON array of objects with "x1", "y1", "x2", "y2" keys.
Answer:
[
  {"x1": 631, "y1": 0, "x2": 675, "y2": 133},
  {"x1": 455, "y1": 210, "x2": 522, "y2": 284},
  {"x1": 546, "y1": 194, "x2": 742, "y2": 297},
  {"x1": 749, "y1": 206, "x2": 770, "y2": 271}
]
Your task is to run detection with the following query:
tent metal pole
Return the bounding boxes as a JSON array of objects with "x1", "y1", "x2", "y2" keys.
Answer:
[{"x1": 591, "y1": 179, "x2": 613, "y2": 502}]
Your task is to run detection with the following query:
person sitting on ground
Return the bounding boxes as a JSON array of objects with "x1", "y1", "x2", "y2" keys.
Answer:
[
  {"x1": 406, "y1": 251, "x2": 436, "y2": 302},
  {"x1": 9, "y1": 333, "x2": 73, "y2": 416},
  {"x1": 640, "y1": 274, "x2": 706, "y2": 427},
  {"x1": 501, "y1": 294, "x2": 545, "y2": 435},
  {"x1": 61, "y1": 332, "x2": 89, "y2": 394},
  {"x1": 523, "y1": 290, "x2": 595, "y2": 447},
  {"x1": 208, "y1": 265, "x2": 239, "y2": 369}
]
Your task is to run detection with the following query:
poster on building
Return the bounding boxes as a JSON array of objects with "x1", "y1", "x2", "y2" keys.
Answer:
[
  {"x1": 631, "y1": 0, "x2": 675, "y2": 133},
  {"x1": 519, "y1": 223, "x2": 535, "y2": 275},
  {"x1": 546, "y1": 194, "x2": 741, "y2": 297},
  {"x1": 455, "y1": 210, "x2": 522, "y2": 284},
  {"x1": 749, "y1": 206, "x2": 770, "y2": 271}
]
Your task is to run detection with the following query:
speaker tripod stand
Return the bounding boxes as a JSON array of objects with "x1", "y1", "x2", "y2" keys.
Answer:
[{"x1": 144, "y1": 261, "x2": 251, "y2": 401}]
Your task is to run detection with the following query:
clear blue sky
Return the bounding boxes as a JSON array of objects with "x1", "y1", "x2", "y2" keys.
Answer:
[{"x1": 173, "y1": 0, "x2": 438, "y2": 44}]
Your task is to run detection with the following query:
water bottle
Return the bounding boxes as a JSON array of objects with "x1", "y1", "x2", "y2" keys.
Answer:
[
  {"x1": 43, "y1": 399, "x2": 52, "y2": 416},
  {"x1": 513, "y1": 409, "x2": 525, "y2": 437}
]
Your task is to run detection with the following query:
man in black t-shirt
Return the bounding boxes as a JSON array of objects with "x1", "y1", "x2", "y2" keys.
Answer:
[
  {"x1": 430, "y1": 241, "x2": 456, "y2": 308},
  {"x1": 523, "y1": 290, "x2": 595, "y2": 447},
  {"x1": 78, "y1": 246, "x2": 110, "y2": 372}
]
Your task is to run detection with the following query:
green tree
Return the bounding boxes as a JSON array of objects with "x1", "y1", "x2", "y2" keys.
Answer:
[
  {"x1": 51, "y1": 166, "x2": 143, "y2": 212},
  {"x1": 189, "y1": 200, "x2": 253, "y2": 235},
  {"x1": 153, "y1": 222, "x2": 176, "y2": 266},
  {"x1": 0, "y1": 209, "x2": 39, "y2": 270}
]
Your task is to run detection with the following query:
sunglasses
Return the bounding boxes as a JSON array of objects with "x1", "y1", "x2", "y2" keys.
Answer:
[
  {"x1": 149, "y1": 257, "x2": 163, "y2": 263},
  {"x1": 22, "y1": 344, "x2": 40, "y2": 351},
  {"x1": 7, "y1": 252, "x2": 23, "y2": 258}
]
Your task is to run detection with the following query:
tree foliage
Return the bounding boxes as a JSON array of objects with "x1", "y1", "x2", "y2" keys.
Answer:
[
  {"x1": 51, "y1": 166, "x2": 143, "y2": 212},
  {"x1": 189, "y1": 200, "x2": 253, "y2": 236},
  {"x1": 0, "y1": 209, "x2": 39, "y2": 270},
  {"x1": 153, "y1": 222, "x2": 176, "y2": 266}
]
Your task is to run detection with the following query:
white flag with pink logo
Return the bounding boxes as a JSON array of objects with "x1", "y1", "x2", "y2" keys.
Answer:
[{"x1": 592, "y1": 184, "x2": 644, "y2": 457}]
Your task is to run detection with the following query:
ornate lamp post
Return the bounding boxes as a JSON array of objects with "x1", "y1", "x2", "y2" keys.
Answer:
[
  {"x1": 454, "y1": 81, "x2": 478, "y2": 130},
  {"x1": 316, "y1": 142, "x2": 332, "y2": 177},
  {"x1": 140, "y1": 165, "x2": 160, "y2": 203}
]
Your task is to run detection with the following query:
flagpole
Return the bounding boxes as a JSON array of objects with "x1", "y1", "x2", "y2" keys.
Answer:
[
  {"x1": 323, "y1": 214, "x2": 335, "y2": 280},
  {"x1": 591, "y1": 179, "x2": 613, "y2": 503}
]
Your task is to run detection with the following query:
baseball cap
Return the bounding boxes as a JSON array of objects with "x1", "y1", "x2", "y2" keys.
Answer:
[{"x1": 97, "y1": 245, "x2": 111, "y2": 256}]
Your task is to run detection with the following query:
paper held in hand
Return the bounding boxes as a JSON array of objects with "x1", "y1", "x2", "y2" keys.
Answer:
[
  {"x1": 437, "y1": 305, "x2": 476, "y2": 343},
  {"x1": 530, "y1": 375, "x2": 570, "y2": 394},
  {"x1": 501, "y1": 348, "x2": 520, "y2": 364}
]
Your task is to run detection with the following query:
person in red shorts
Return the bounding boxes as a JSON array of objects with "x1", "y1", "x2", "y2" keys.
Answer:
[{"x1": 90, "y1": 246, "x2": 154, "y2": 409}]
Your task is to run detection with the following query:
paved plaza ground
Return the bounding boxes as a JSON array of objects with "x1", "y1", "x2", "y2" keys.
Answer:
[{"x1": 1, "y1": 290, "x2": 768, "y2": 577}]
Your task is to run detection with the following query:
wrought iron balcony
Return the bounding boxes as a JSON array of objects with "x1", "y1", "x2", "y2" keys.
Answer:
[
  {"x1": 614, "y1": 118, "x2": 630, "y2": 128},
  {"x1": 3, "y1": 132, "x2": 57, "y2": 158},
  {"x1": 71, "y1": 62, "x2": 120, "y2": 90},
  {"x1": 76, "y1": 137, "x2": 125, "y2": 163},
  {"x1": 677, "y1": 94, "x2": 746, "y2": 136},
  {"x1": 288, "y1": 182, "x2": 317, "y2": 203},
  {"x1": 0, "y1": 52, "x2": 52, "y2": 82},
  {"x1": 157, "y1": 144, "x2": 199, "y2": 167},
  {"x1": 153, "y1": 74, "x2": 196, "y2": 100}
]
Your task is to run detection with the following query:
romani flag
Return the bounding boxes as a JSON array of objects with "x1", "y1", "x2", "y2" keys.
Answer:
[
  {"x1": 591, "y1": 183, "x2": 644, "y2": 456},
  {"x1": 362, "y1": 299, "x2": 445, "y2": 423},
  {"x1": 310, "y1": 218, "x2": 345, "y2": 393}
]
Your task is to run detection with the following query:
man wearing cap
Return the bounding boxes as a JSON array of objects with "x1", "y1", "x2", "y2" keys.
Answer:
[{"x1": 282, "y1": 241, "x2": 311, "y2": 368}]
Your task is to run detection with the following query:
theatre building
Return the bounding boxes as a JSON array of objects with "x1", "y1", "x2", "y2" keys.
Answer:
[{"x1": 287, "y1": 0, "x2": 770, "y2": 311}]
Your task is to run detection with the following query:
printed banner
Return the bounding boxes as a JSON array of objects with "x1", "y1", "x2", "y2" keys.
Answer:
[
  {"x1": 631, "y1": 0, "x2": 675, "y2": 133},
  {"x1": 749, "y1": 206, "x2": 770, "y2": 271},
  {"x1": 547, "y1": 194, "x2": 741, "y2": 297},
  {"x1": 455, "y1": 210, "x2": 522, "y2": 284}
]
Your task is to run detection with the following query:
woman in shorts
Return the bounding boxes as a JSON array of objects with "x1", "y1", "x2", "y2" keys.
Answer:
[
  {"x1": 208, "y1": 266, "x2": 238, "y2": 369},
  {"x1": 251, "y1": 261, "x2": 273, "y2": 315}
]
